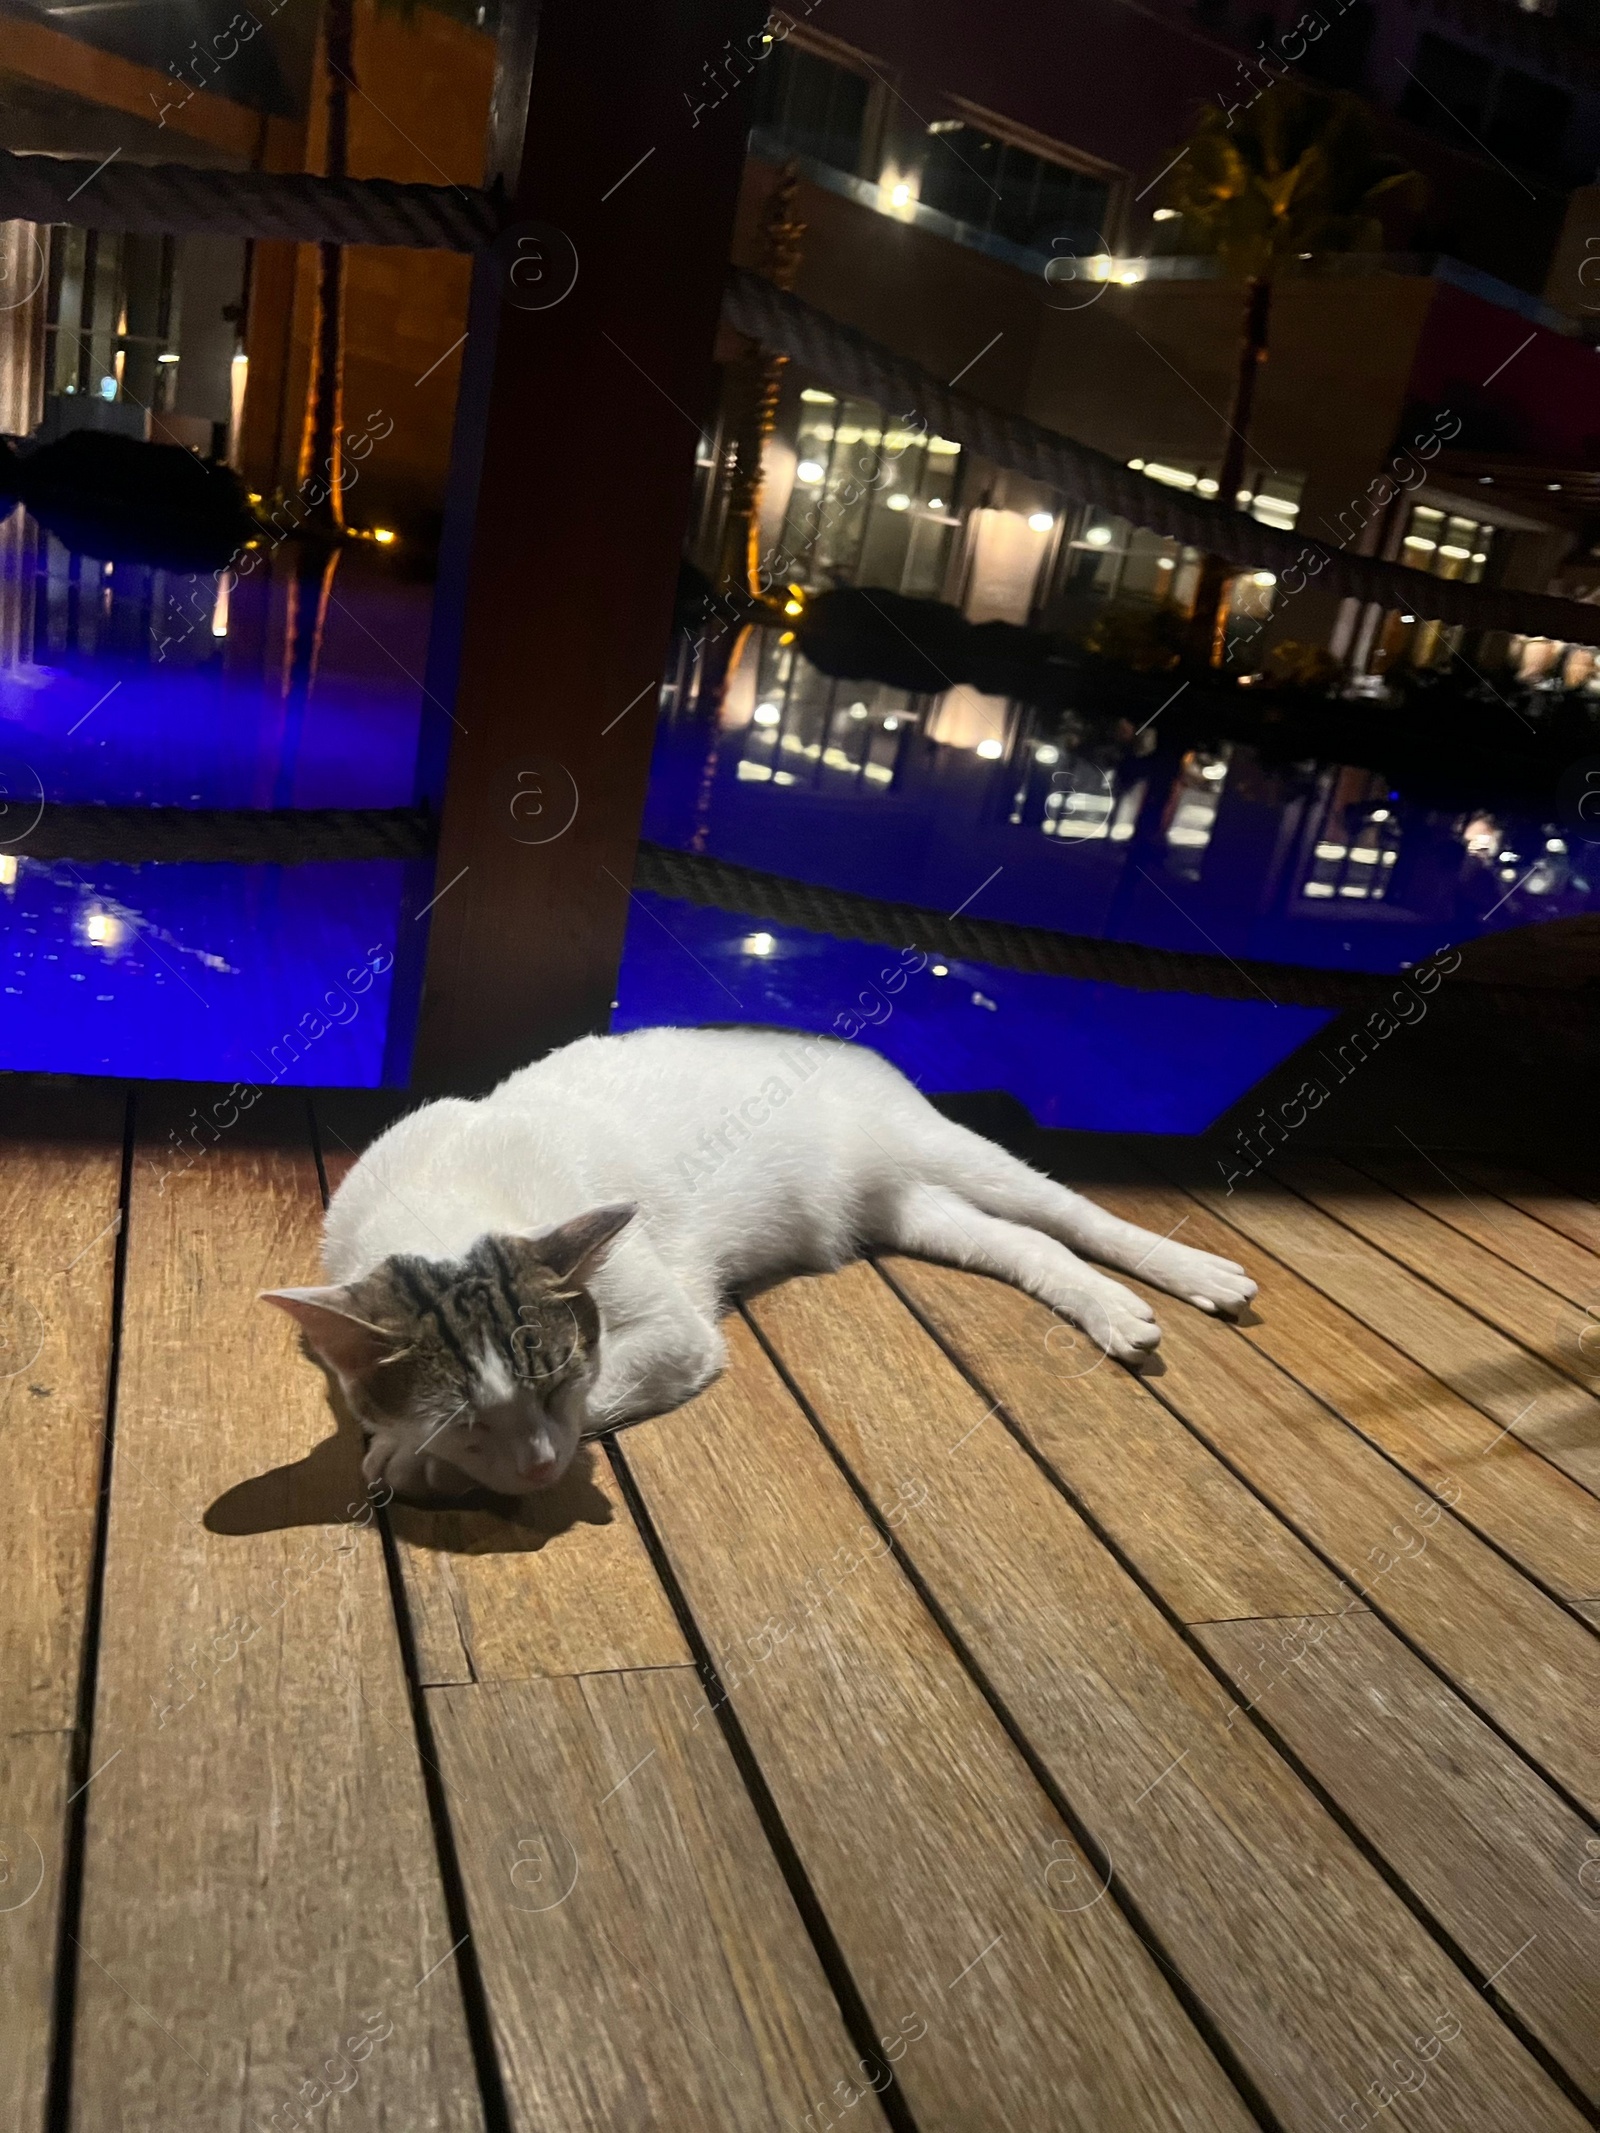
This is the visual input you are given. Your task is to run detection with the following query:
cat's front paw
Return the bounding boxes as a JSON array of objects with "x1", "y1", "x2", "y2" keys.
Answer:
[
  {"x1": 1067, "y1": 1279, "x2": 1162, "y2": 1366},
  {"x1": 1141, "y1": 1241, "x2": 1258, "y2": 1317}
]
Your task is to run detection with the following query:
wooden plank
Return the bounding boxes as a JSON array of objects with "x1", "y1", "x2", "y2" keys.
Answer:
[
  {"x1": 1169, "y1": 1165, "x2": 1600, "y2": 1501},
  {"x1": 389, "y1": 1466, "x2": 690, "y2": 1687},
  {"x1": 1350, "y1": 1151, "x2": 1600, "y2": 1312},
  {"x1": 70, "y1": 1096, "x2": 483, "y2": 2133},
  {"x1": 1577, "y1": 1601, "x2": 1600, "y2": 1630},
  {"x1": 622, "y1": 1315, "x2": 1258, "y2": 2133},
  {"x1": 1453, "y1": 1159, "x2": 1600, "y2": 1259},
  {"x1": 1045, "y1": 1184, "x2": 1600, "y2": 1815},
  {"x1": 1129, "y1": 1163, "x2": 1600, "y2": 1604},
  {"x1": 316, "y1": 1120, "x2": 689, "y2": 1687},
  {"x1": 1198, "y1": 1614, "x2": 1600, "y2": 2100},
  {"x1": 430, "y1": 1667, "x2": 894, "y2": 2131},
  {"x1": 0, "y1": 1089, "x2": 124, "y2": 2133},
  {"x1": 751, "y1": 1264, "x2": 1589, "y2": 2133},
  {"x1": 883, "y1": 1254, "x2": 1356, "y2": 1624},
  {"x1": 1278, "y1": 1156, "x2": 1600, "y2": 1398}
]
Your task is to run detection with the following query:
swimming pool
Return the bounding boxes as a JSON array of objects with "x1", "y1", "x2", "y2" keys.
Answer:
[{"x1": 2, "y1": 503, "x2": 1589, "y2": 1127}]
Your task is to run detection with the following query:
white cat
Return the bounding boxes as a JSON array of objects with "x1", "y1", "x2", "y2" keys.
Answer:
[{"x1": 263, "y1": 1026, "x2": 1254, "y2": 1501}]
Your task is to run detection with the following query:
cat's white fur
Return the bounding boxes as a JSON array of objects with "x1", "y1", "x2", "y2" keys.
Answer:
[{"x1": 323, "y1": 1026, "x2": 1255, "y2": 1493}]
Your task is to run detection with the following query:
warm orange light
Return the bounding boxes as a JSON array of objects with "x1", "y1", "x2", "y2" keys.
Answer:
[
  {"x1": 784, "y1": 599, "x2": 803, "y2": 617},
  {"x1": 372, "y1": 528, "x2": 397, "y2": 546}
]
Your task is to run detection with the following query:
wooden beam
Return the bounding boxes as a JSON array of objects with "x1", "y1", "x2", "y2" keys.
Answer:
[
  {"x1": 0, "y1": 16, "x2": 302, "y2": 165},
  {"x1": 409, "y1": 0, "x2": 764, "y2": 1090}
]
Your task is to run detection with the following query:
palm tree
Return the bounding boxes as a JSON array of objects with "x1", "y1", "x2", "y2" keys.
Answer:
[{"x1": 1155, "y1": 84, "x2": 1423, "y2": 664}]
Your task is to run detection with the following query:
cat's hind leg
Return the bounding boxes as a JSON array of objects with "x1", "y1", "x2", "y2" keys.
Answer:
[
  {"x1": 907, "y1": 1117, "x2": 1255, "y2": 1316},
  {"x1": 877, "y1": 1181, "x2": 1162, "y2": 1364}
]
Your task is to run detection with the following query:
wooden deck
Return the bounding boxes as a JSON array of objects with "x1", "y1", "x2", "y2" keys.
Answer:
[{"x1": 4, "y1": 1086, "x2": 1598, "y2": 2133}]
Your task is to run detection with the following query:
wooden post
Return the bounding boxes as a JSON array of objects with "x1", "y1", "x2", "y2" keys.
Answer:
[{"x1": 408, "y1": 0, "x2": 766, "y2": 1092}]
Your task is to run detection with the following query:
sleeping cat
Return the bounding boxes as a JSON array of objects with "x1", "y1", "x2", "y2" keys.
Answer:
[{"x1": 263, "y1": 1026, "x2": 1255, "y2": 1501}]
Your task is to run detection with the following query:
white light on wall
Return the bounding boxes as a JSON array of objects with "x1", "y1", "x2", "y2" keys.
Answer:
[
  {"x1": 228, "y1": 348, "x2": 249, "y2": 469},
  {"x1": 1151, "y1": 207, "x2": 1179, "y2": 221},
  {"x1": 796, "y1": 460, "x2": 825, "y2": 484},
  {"x1": 931, "y1": 963, "x2": 949, "y2": 976},
  {"x1": 0, "y1": 855, "x2": 17, "y2": 887},
  {"x1": 743, "y1": 932, "x2": 775, "y2": 956},
  {"x1": 976, "y1": 737, "x2": 1003, "y2": 759},
  {"x1": 882, "y1": 716, "x2": 900, "y2": 731},
  {"x1": 928, "y1": 496, "x2": 945, "y2": 509},
  {"x1": 85, "y1": 910, "x2": 123, "y2": 947},
  {"x1": 848, "y1": 702, "x2": 868, "y2": 720},
  {"x1": 880, "y1": 169, "x2": 920, "y2": 216},
  {"x1": 1034, "y1": 744, "x2": 1060, "y2": 764},
  {"x1": 1084, "y1": 525, "x2": 1113, "y2": 547},
  {"x1": 753, "y1": 702, "x2": 781, "y2": 726},
  {"x1": 157, "y1": 351, "x2": 180, "y2": 364},
  {"x1": 1157, "y1": 556, "x2": 1175, "y2": 570},
  {"x1": 1027, "y1": 511, "x2": 1054, "y2": 532},
  {"x1": 886, "y1": 493, "x2": 910, "y2": 511},
  {"x1": 1252, "y1": 571, "x2": 1275, "y2": 587},
  {"x1": 800, "y1": 387, "x2": 836, "y2": 404}
]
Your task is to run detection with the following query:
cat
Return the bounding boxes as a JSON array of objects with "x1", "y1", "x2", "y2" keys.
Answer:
[{"x1": 263, "y1": 1026, "x2": 1255, "y2": 1502}]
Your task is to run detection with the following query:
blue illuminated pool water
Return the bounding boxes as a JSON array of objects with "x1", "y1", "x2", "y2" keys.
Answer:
[
  {"x1": 614, "y1": 645, "x2": 1597, "y2": 1131},
  {"x1": 0, "y1": 507, "x2": 427, "y2": 1085},
  {"x1": 2, "y1": 500, "x2": 1591, "y2": 1127}
]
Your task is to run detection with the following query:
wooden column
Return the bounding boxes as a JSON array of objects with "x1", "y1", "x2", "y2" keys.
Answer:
[{"x1": 409, "y1": 0, "x2": 764, "y2": 1091}]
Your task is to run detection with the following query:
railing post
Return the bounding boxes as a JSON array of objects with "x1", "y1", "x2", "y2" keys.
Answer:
[{"x1": 407, "y1": 0, "x2": 766, "y2": 1091}]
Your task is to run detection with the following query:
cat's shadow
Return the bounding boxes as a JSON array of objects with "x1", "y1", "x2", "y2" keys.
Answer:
[{"x1": 203, "y1": 1362, "x2": 613, "y2": 1555}]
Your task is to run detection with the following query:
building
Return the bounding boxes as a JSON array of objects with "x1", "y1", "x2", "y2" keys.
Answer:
[
  {"x1": 689, "y1": 0, "x2": 1600, "y2": 707},
  {"x1": 0, "y1": 0, "x2": 490, "y2": 530}
]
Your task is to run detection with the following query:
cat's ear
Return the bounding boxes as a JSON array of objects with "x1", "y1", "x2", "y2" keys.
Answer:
[
  {"x1": 260, "y1": 1286, "x2": 399, "y2": 1375},
  {"x1": 524, "y1": 1204, "x2": 637, "y2": 1287}
]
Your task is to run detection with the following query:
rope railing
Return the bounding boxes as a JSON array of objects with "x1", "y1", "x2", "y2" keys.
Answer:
[
  {"x1": 631, "y1": 841, "x2": 1594, "y2": 1026},
  {"x1": 0, "y1": 151, "x2": 497, "y2": 250},
  {"x1": 12, "y1": 805, "x2": 1581, "y2": 1021},
  {"x1": 15, "y1": 804, "x2": 433, "y2": 864}
]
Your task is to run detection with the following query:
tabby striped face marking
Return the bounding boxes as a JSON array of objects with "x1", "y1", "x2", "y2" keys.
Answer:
[{"x1": 261, "y1": 1205, "x2": 636, "y2": 1502}]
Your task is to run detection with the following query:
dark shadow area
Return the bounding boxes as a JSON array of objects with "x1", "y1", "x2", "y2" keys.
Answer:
[
  {"x1": 386, "y1": 1446, "x2": 616, "y2": 1556},
  {"x1": 204, "y1": 1340, "x2": 615, "y2": 1550}
]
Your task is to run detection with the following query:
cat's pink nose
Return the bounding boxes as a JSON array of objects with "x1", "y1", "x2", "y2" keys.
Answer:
[{"x1": 513, "y1": 1437, "x2": 556, "y2": 1480}]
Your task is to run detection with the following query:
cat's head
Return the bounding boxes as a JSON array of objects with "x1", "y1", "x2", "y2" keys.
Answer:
[{"x1": 261, "y1": 1205, "x2": 635, "y2": 1500}]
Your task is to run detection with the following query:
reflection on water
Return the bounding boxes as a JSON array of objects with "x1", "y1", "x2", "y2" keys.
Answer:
[
  {"x1": 0, "y1": 504, "x2": 424, "y2": 807},
  {"x1": 619, "y1": 636, "x2": 1596, "y2": 1131},
  {"x1": 612, "y1": 894, "x2": 1330, "y2": 1135},
  {"x1": 643, "y1": 635, "x2": 1595, "y2": 970},
  {"x1": 0, "y1": 504, "x2": 430, "y2": 1082},
  {"x1": 0, "y1": 856, "x2": 410, "y2": 1083}
]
